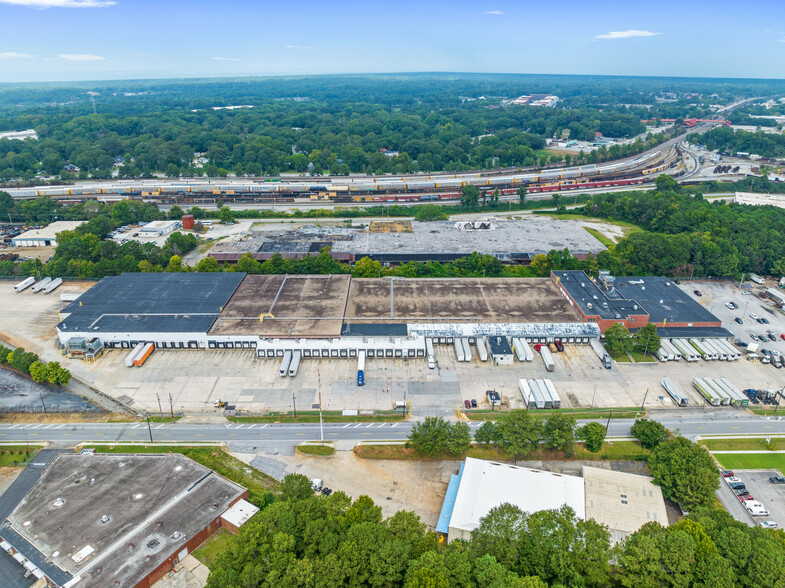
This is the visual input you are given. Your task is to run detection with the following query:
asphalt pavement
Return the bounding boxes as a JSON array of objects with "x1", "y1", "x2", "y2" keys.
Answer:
[{"x1": 3, "y1": 411, "x2": 785, "y2": 446}]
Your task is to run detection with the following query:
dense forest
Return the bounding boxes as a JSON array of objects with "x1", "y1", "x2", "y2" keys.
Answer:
[
  {"x1": 692, "y1": 126, "x2": 785, "y2": 157},
  {"x1": 578, "y1": 175, "x2": 785, "y2": 277},
  {"x1": 0, "y1": 74, "x2": 778, "y2": 182},
  {"x1": 205, "y1": 471, "x2": 785, "y2": 588}
]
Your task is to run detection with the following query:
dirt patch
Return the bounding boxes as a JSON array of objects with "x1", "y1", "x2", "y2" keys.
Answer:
[{"x1": 0, "y1": 466, "x2": 22, "y2": 496}]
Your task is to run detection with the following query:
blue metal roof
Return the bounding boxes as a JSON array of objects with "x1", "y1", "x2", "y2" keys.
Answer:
[{"x1": 436, "y1": 462, "x2": 464, "y2": 535}]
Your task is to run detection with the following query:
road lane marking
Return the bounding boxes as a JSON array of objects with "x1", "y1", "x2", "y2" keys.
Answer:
[
  {"x1": 155, "y1": 424, "x2": 165, "y2": 429},
  {"x1": 295, "y1": 433, "x2": 304, "y2": 436},
  {"x1": 392, "y1": 423, "x2": 399, "y2": 428},
  {"x1": 362, "y1": 433, "x2": 371, "y2": 435},
  {"x1": 248, "y1": 424, "x2": 257, "y2": 429},
  {"x1": 194, "y1": 434, "x2": 204, "y2": 436},
  {"x1": 365, "y1": 424, "x2": 373, "y2": 428},
  {"x1": 260, "y1": 424, "x2": 269, "y2": 429},
  {"x1": 235, "y1": 424, "x2": 244, "y2": 429},
  {"x1": 343, "y1": 424, "x2": 351, "y2": 428},
  {"x1": 228, "y1": 433, "x2": 237, "y2": 436}
]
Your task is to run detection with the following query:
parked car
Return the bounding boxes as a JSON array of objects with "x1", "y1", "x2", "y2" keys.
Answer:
[
  {"x1": 720, "y1": 470, "x2": 735, "y2": 478},
  {"x1": 781, "y1": 334, "x2": 785, "y2": 341},
  {"x1": 769, "y1": 476, "x2": 785, "y2": 484},
  {"x1": 757, "y1": 318, "x2": 766, "y2": 324},
  {"x1": 750, "y1": 313, "x2": 759, "y2": 320},
  {"x1": 471, "y1": 399, "x2": 477, "y2": 408},
  {"x1": 768, "y1": 333, "x2": 777, "y2": 341},
  {"x1": 739, "y1": 494, "x2": 756, "y2": 502},
  {"x1": 464, "y1": 400, "x2": 471, "y2": 409},
  {"x1": 759, "y1": 520, "x2": 779, "y2": 529},
  {"x1": 762, "y1": 318, "x2": 770, "y2": 324},
  {"x1": 554, "y1": 340, "x2": 564, "y2": 352},
  {"x1": 726, "y1": 476, "x2": 742, "y2": 484},
  {"x1": 694, "y1": 290, "x2": 702, "y2": 297},
  {"x1": 735, "y1": 317, "x2": 744, "y2": 324}
]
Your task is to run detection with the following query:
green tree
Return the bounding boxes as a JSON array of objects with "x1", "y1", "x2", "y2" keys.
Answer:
[
  {"x1": 168, "y1": 205, "x2": 185, "y2": 220},
  {"x1": 0, "y1": 191, "x2": 14, "y2": 219},
  {"x1": 407, "y1": 417, "x2": 453, "y2": 457},
  {"x1": 635, "y1": 322, "x2": 661, "y2": 355},
  {"x1": 352, "y1": 256, "x2": 383, "y2": 278},
  {"x1": 218, "y1": 206, "x2": 235, "y2": 224},
  {"x1": 579, "y1": 422, "x2": 606, "y2": 453},
  {"x1": 279, "y1": 473, "x2": 315, "y2": 501},
  {"x1": 29, "y1": 360, "x2": 48, "y2": 383},
  {"x1": 528, "y1": 254, "x2": 550, "y2": 277},
  {"x1": 542, "y1": 412, "x2": 576, "y2": 455},
  {"x1": 604, "y1": 323, "x2": 635, "y2": 356},
  {"x1": 446, "y1": 422, "x2": 472, "y2": 455},
  {"x1": 475, "y1": 420, "x2": 500, "y2": 446},
  {"x1": 648, "y1": 437, "x2": 719, "y2": 510},
  {"x1": 196, "y1": 257, "x2": 221, "y2": 272},
  {"x1": 655, "y1": 174, "x2": 681, "y2": 193},
  {"x1": 165, "y1": 255, "x2": 184, "y2": 272},
  {"x1": 414, "y1": 204, "x2": 448, "y2": 222},
  {"x1": 496, "y1": 410, "x2": 543, "y2": 463},
  {"x1": 630, "y1": 418, "x2": 668, "y2": 449},
  {"x1": 517, "y1": 186, "x2": 527, "y2": 207},
  {"x1": 460, "y1": 185, "x2": 480, "y2": 209}
]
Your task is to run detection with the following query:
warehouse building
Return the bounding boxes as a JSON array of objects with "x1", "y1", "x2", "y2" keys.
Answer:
[
  {"x1": 0, "y1": 453, "x2": 256, "y2": 588},
  {"x1": 553, "y1": 270, "x2": 727, "y2": 337},
  {"x1": 436, "y1": 458, "x2": 668, "y2": 544},
  {"x1": 209, "y1": 219, "x2": 607, "y2": 265},
  {"x1": 10, "y1": 221, "x2": 83, "y2": 247},
  {"x1": 140, "y1": 220, "x2": 180, "y2": 236}
]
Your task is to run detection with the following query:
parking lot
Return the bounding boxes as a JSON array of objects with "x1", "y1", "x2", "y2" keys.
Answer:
[{"x1": 725, "y1": 470, "x2": 785, "y2": 529}]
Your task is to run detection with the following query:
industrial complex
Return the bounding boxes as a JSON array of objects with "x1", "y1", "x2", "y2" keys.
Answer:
[
  {"x1": 0, "y1": 453, "x2": 256, "y2": 588},
  {"x1": 209, "y1": 219, "x2": 608, "y2": 264},
  {"x1": 53, "y1": 269, "x2": 728, "y2": 375},
  {"x1": 436, "y1": 458, "x2": 668, "y2": 544},
  {"x1": 10, "y1": 221, "x2": 83, "y2": 248}
]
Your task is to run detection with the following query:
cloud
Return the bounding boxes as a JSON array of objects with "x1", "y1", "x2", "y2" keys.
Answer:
[
  {"x1": 0, "y1": 0, "x2": 116, "y2": 7},
  {"x1": 286, "y1": 45, "x2": 312, "y2": 50},
  {"x1": 778, "y1": 38, "x2": 785, "y2": 43},
  {"x1": 212, "y1": 56, "x2": 241, "y2": 61},
  {"x1": 596, "y1": 30, "x2": 660, "y2": 39},
  {"x1": 59, "y1": 53, "x2": 106, "y2": 61},
  {"x1": 483, "y1": 10, "x2": 504, "y2": 15},
  {"x1": 0, "y1": 51, "x2": 34, "y2": 59}
]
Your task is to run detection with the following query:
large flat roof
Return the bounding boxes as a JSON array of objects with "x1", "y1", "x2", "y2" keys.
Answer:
[
  {"x1": 58, "y1": 273, "x2": 245, "y2": 334},
  {"x1": 2, "y1": 453, "x2": 246, "y2": 588},
  {"x1": 212, "y1": 274, "x2": 351, "y2": 337},
  {"x1": 583, "y1": 466, "x2": 668, "y2": 543},
  {"x1": 448, "y1": 458, "x2": 585, "y2": 536},
  {"x1": 345, "y1": 278, "x2": 580, "y2": 323},
  {"x1": 12, "y1": 221, "x2": 83, "y2": 242}
]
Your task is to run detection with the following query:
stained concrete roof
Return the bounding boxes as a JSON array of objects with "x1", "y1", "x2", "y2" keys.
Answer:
[
  {"x1": 582, "y1": 466, "x2": 669, "y2": 543},
  {"x1": 2, "y1": 453, "x2": 246, "y2": 588}
]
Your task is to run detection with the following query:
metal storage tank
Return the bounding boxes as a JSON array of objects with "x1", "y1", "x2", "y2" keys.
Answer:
[{"x1": 182, "y1": 214, "x2": 195, "y2": 229}]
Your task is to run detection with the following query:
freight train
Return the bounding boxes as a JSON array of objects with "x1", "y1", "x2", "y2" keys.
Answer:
[{"x1": 3, "y1": 148, "x2": 676, "y2": 204}]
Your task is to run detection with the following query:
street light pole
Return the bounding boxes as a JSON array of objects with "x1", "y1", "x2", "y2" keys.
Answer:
[
  {"x1": 292, "y1": 392, "x2": 297, "y2": 420},
  {"x1": 318, "y1": 368, "x2": 324, "y2": 446},
  {"x1": 146, "y1": 417, "x2": 153, "y2": 443}
]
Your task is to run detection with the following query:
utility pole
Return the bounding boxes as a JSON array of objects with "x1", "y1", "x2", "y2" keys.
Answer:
[
  {"x1": 38, "y1": 390, "x2": 48, "y2": 416},
  {"x1": 318, "y1": 368, "x2": 324, "y2": 446},
  {"x1": 156, "y1": 393, "x2": 163, "y2": 419},
  {"x1": 292, "y1": 392, "x2": 297, "y2": 420},
  {"x1": 591, "y1": 385, "x2": 597, "y2": 409},
  {"x1": 640, "y1": 388, "x2": 649, "y2": 413},
  {"x1": 605, "y1": 409, "x2": 613, "y2": 434},
  {"x1": 146, "y1": 417, "x2": 153, "y2": 443},
  {"x1": 169, "y1": 393, "x2": 174, "y2": 419}
]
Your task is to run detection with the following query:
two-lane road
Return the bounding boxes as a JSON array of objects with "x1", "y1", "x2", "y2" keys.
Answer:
[{"x1": 3, "y1": 411, "x2": 785, "y2": 446}]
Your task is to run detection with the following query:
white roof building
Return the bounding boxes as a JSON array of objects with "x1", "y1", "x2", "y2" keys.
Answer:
[
  {"x1": 140, "y1": 220, "x2": 180, "y2": 236},
  {"x1": 11, "y1": 221, "x2": 83, "y2": 247},
  {"x1": 442, "y1": 458, "x2": 586, "y2": 542}
]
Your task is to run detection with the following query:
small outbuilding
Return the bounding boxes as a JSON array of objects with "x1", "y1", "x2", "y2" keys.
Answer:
[{"x1": 486, "y1": 336, "x2": 514, "y2": 365}]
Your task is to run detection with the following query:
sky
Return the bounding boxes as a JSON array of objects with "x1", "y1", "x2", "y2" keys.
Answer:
[{"x1": 1, "y1": 0, "x2": 785, "y2": 82}]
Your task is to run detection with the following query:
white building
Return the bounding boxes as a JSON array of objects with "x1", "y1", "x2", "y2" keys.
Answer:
[
  {"x1": 140, "y1": 220, "x2": 180, "y2": 236},
  {"x1": 11, "y1": 221, "x2": 83, "y2": 247},
  {"x1": 438, "y1": 458, "x2": 586, "y2": 543},
  {"x1": 734, "y1": 192, "x2": 785, "y2": 209}
]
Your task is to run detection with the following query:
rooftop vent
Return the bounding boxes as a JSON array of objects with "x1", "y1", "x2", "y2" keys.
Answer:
[
  {"x1": 52, "y1": 498, "x2": 65, "y2": 508},
  {"x1": 100, "y1": 515, "x2": 111, "y2": 525}
]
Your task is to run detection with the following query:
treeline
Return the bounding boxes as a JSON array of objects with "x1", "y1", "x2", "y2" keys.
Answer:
[
  {"x1": 205, "y1": 469, "x2": 783, "y2": 587},
  {"x1": 693, "y1": 126, "x2": 785, "y2": 157},
  {"x1": 0, "y1": 345, "x2": 71, "y2": 385},
  {"x1": 577, "y1": 175, "x2": 785, "y2": 277}
]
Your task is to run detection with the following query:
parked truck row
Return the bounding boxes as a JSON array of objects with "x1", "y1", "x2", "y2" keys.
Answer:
[
  {"x1": 656, "y1": 338, "x2": 741, "y2": 362},
  {"x1": 518, "y1": 378, "x2": 562, "y2": 409},
  {"x1": 124, "y1": 342, "x2": 154, "y2": 367},
  {"x1": 692, "y1": 377, "x2": 748, "y2": 407},
  {"x1": 14, "y1": 276, "x2": 63, "y2": 294}
]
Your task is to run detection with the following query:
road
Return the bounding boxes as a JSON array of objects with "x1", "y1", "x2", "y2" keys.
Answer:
[{"x1": 3, "y1": 411, "x2": 785, "y2": 446}]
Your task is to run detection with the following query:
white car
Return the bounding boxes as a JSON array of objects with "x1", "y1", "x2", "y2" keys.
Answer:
[
  {"x1": 725, "y1": 476, "x2": 742, "y2": 484},
  {"x1": 759, "y1": 520, "x2": 779, "y2": 529},
  {"x1": 750, "y1": 313, "x2": 759, "y2": 320}
]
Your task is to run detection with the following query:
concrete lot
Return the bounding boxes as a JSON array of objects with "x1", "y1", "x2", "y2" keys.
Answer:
[
  {"x1": 729, "y1": 470, "x2": 785, "y2": 528},
  {"x1": 1, "y1": 278, "x2": 782, "y2": 416}
]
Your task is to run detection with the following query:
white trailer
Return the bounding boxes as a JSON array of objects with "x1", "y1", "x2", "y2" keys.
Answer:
[
  {"x1": 533, "y1": 379, "x2": 553, "y2": 408},
  {"x1": 13, "y1": 277, "x2": 35, "y2": 292},
  {"x1": 518, "y1": 379, "x2": 537, "y2": 409},
  {"x1": 703, "y1": 339, "x2": 728, "y2": 360},
  {"x1": 124, "y1": 343, "x2": 145, "y2": 367},
  {"x1": 289, "y1": 350, "x2": 302, "y2": 377},
  {"x1": 43, "y1": 277, "x2": 63, "y2": 294},
  {"x1": 60, "y1": 292, "x2": 80, "y2": 302},
  {"x1": 716, "y1": 340, "x2": 740, "y2": 360},
  {"x1": 656, "y1": 347, "x2": 670, "y2": 362},
  {"x1": 690, "y1": 338, "x2": 716, "y2": 360},
  {"x1": 589, "y1": 338, "x2": 612, "y2": 369},
  {"x1": 672, "y1": 339, "x2": 699, "y2": 361},
  {"x1": 711, "y1": 377, "x2": 746, "y2": 407},
  {"x1": 512, "y1": 338, "x2": 527, "y2": 362},
  {"x1": 693, "y1": 378, "x2": 721, "y2": 406},
  {"x1": 661, "y1": 378, "x2": 689, "y2": 407},
  {"x1": 539, "y1": 346, "x2": 555, "y2": 372},
  {"x1": 30, "y1": 277, "x2": 52, "y2": 293},
  {"x1": 461, "y1": 338, "x2": 472, "y2": 362},
  {"x1": 476, "y1": 337, "x2": 488, "y2": 362},
  {"x1": 719, "y1": 377, "x2": 748, "y2": 406},
  {"x1": 662, "y1": 340, "x2": 681, "y2": 360},
  {"x1": 454, "y1": 339, "x2": 465, "y2": 362},
  {"x1": 425, "y1": 338, "x2": 436, "y2": 369},
  {"x1": 704, "y1": 378, "x2": 730, "y2": 405},
  {"x1": 543, "y1": 379, "x2": 561, "y2": 409},
  {"x1": 279, "y1": 350, "x2": 293, "y2": 376}
]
